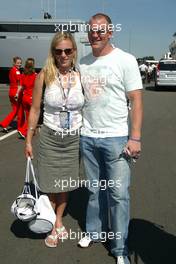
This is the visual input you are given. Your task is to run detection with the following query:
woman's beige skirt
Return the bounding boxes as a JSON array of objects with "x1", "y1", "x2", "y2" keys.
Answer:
[{"x1": 37, "y1": 125, "x2": 80, "y2": 193}]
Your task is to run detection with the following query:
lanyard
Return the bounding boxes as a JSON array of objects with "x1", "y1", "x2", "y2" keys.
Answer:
[{"x1": 58, "y1": 70, "x2": 72, "y2": 110}]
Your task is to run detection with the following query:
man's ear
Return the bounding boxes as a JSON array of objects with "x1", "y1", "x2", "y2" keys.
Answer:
[{"x1": 108, "y1": 31, "x2": 113, "y2": 39}]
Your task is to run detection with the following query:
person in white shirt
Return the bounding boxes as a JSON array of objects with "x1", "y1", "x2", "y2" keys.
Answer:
[
  {"x1": 78, "y1": 13, "x2": 143, "y2": 264},
  {"x1": 139, "y1": 63, "x2": 148, "y2": 83},
  {"x1": 147, "y1": 63, "x2": 153, "y2": 83}
]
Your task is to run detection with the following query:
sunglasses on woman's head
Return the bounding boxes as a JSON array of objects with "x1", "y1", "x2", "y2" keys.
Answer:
[{"x1": 54, "y1": 48, "x2": 73, "y2": 56}]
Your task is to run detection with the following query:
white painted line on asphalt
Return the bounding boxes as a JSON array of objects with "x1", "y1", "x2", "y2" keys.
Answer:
[{"x1": 0, "y1": 130, "x2": 18, "y2": 141}]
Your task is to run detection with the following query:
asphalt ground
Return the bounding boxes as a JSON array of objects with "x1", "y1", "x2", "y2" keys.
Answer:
[{"x1": 0, "y1": 83, "x2": 176, "y2": 264}]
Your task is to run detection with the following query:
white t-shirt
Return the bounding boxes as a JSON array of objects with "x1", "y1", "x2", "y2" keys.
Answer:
[
  {"x1": 43, "y1": 72, "x2": 84, "y2": 132},
  {"x1": 139, "y1": 64, "x2": 148, "y2": 72},
  {"x1": 79, "y1": 48, "x2": 143, "y2": 138}
]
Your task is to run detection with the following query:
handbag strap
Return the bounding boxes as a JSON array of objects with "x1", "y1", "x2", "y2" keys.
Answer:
[
  {"x1": 22, "y1": 157, "x2": 31, "y2": 194},
  {"x1": 28, "y1": 157, "x2": 39, "y2": 199},
  {"x1": 22, "y1": 157, "x2": 39, "y2": 199}
]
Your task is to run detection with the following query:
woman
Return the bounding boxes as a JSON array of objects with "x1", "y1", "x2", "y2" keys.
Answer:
[
  {"x1": 25, "y1": 32, "x2": 84, "y2": 247},
  {"x1": 18, "y1": 58, "x2": 37, "y2": 138},
  {"x1": 0, "y1": 56, "x2": 24, "y2": 132}
]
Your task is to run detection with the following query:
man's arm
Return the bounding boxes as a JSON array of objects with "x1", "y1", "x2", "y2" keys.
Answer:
[{"x1": 126, "y1": 89, "x2": 143, "y2": 158}]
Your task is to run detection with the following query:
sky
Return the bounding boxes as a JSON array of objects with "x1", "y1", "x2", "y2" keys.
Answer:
[{"x1": 0, "y1": 0, "x2": 175, "y2": 60}]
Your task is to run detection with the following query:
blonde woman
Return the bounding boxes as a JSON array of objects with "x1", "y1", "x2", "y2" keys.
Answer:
[{"x1": 25, "y1": 32, "x2": 84, "y2": 247}]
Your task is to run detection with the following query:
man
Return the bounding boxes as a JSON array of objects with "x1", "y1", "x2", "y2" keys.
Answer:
[
  {"x1": 78, "y1": 13, "x2": 143, "y2": 264},
  {"x1": 139, "y1": 62, "x2": 148, "y2": 83}
]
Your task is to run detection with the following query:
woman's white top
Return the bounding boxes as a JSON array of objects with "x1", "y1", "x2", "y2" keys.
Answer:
[{"x1": 43, "y1": 71, "x2": 84, "y2": 132}]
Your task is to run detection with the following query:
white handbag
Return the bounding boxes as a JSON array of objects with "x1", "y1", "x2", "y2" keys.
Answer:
[
  {"x1": 11, "y1": 157, "x2": 38, "y2": 222},
  {"x1": 11, "y1": 157, "x2": 56, "y2": 233},
  {"x1": 25, "y1": 159, "x2": 57, "y2": 234},
  {"x1": 28, "y1": 194, "x2": 56, "y2": 234}
]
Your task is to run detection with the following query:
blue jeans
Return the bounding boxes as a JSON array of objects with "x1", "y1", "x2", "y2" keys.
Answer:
[{"x1": 80, "y1": 136, "x2": 131, "y2": 257}]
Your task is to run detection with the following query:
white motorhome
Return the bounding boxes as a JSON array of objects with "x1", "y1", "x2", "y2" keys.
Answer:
[{"x1": 0, "y1": 19, "x2": 91, "y2": 83}]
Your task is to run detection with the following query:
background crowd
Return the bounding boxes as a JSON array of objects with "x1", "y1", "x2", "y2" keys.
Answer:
[{"x1": 0, "y1": 56, "x2": 37, "y2": 138}]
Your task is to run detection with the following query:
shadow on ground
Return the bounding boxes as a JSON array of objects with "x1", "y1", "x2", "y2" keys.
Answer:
[
  {"x1": 128, "y1": 218, "x2": 176, "y2": 264},
  {"x1": 67, "y1": 187, "x2": 89, "y2": 231},
  {"x1": 11, "y1": 193, "x2": 176, "y2": 263},
  {"x1": 11, "y1": 220, "x2": 46, "y2": 239}
]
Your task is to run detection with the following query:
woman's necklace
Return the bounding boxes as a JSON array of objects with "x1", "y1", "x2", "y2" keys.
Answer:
[
  {"x1": 57, "y1": 68, "x2": 73, "y2": 129},
  {"x1": 58, "y1": 69, "x2": 73, "y2": 109}
]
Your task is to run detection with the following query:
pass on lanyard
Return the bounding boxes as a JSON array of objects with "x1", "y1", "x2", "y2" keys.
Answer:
[
  {"x1": 59, "y1": 72, "x2": 72, "y2": 129},
  {"x1": 59, "y1": 109, "x2": 70, "y2": 129}
]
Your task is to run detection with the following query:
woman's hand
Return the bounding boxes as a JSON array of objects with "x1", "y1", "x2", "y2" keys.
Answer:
[
  {"x1": 14, "y1": 93, "x2": 19, "y2": 101},
  {"x1": 25, "y1": 142, "x2": 34, "y2": 159}
]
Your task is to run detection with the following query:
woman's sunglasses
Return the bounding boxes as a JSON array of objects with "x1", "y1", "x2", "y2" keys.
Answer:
[{"x1": 54, "y1": 48, "x2": 73, "y2": 56}]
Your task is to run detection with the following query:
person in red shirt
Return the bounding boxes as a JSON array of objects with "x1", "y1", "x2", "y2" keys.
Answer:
[
  {"x1": 18, "y1": 58, "x2": 37, "y2": 138},
  {"x1": 0, "y1": 56, "x2": 25, "y2": 132}
]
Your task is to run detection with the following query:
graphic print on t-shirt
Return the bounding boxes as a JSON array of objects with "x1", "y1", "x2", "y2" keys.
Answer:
[{"x1": 82, "y1": 65, "x2": 112, "y2": 107}]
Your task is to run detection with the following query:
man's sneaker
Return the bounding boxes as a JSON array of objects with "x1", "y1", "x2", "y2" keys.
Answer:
[
  {"x1": 78, "y1": 236, "x2": 93, "y2": 248},
  {"x1": 116, "y1": 256, "x2": 130, "y2": 264}
]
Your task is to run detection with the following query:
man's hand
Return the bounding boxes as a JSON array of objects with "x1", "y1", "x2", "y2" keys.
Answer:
[{"x1": 124, "y1": 139, "x2": 141, "y2": 161}]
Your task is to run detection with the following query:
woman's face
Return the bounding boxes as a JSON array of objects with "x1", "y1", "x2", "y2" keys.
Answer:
[
  {"x1": 14, "y1": 59, "x2": 22, "y2": 69},
  {"x1": 54, "y1": 39, "x2": 75, "y2": 70}
]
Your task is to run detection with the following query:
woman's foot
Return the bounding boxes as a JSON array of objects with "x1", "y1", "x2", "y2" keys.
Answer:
[
  {"x1": 18, "y1": 131, "x2": 25, "y2": 139},
  {"x1": 45, "y1": 231, "x2": 58, "y2": 248},
  {"x1": 0, "y1": 124, "x2": 8, "y2": 133},
  {"x1": 56, "y1": 226, "x2": 68, "y2": 240}
]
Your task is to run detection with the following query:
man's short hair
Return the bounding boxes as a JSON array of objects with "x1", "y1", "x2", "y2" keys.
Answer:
[{"x1": 91, "y1": 13, "x2": 112, "y2": 25}]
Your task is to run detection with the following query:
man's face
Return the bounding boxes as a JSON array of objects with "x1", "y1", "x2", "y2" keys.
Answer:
[{"x1": 88, "y1": 17, "x2": 112, "y2": 51}]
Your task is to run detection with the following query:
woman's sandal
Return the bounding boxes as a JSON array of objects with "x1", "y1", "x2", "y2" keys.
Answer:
[
  {"x1": 45, "y1": 233, "x2": 58, "y2": 248},
  {"x1": 56, "y1": 226, "x2": 68, "y2": 240}
]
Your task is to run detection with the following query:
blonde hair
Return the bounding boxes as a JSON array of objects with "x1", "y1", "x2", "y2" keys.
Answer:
[{"x1": 43, "y1": 32, "x2": 77, "y2": 86}]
